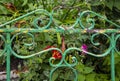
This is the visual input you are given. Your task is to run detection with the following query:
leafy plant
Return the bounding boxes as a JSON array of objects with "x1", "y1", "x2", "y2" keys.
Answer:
[{"x1": 0, "y1": 0, "x2": 120, "y2": 81}]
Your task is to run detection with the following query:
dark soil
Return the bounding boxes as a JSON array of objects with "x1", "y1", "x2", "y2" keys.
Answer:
[{"x1": 0, "y1": 56, "x2": 24, "y2": 71}]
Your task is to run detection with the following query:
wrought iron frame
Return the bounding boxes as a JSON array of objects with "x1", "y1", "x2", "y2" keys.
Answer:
[{"x1": 0, "y1": 9, "x2": 120, "y2": 81}]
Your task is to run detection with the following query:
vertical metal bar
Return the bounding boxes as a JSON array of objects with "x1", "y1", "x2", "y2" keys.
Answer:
[
  {"x1": 111, "y1": 34, "x2": 115, "y2": 81},
  {"x1": 111, "y1": 49, "x2": 115, "y2": 81},
  {"x1": 6, "y1": 33, "x2": 11, "y2": 81}
]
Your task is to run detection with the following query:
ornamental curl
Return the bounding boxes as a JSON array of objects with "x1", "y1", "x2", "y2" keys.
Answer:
[
  {"x1": 114, "y1": 34, "x2": 120, "y2": 55},
  {"x1": 0, "y1": 34, "x2": 6, "y2": 57},
  {"x1": 79, "y1": 10, "x2": 120, "y2": 29},
  {"x1": 10, "y1": 32, "x2": 35, "y2": 58},
  {"x1": 49, "y1": 65, "x2": 77, "y2": 81},
  {"x1": 89, "y1": 33, "x2": 112, "y2": 57},
  {"x1": 0, "y1": 9, "x2": 52, "y2": 30}
]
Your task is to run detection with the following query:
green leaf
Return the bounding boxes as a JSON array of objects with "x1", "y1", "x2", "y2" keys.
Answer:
[
  {"x1": 76, "y1": 62, "x2": 84, "y2": 72},
  {"x1": 78, "y1": 74, "x2": 85, "y2": 81},
  {"x1": 114, "y1": 0, "x2": 120, "y2": 10},
  {"x1": 0, "y1": 5, "x2": 9, "y2": 14},
  {"x1": 83, "y1": 67, "x2": 94, "y2": 74},
  {"x1": 28, "y1": 3, "x2": 36, "y2": 10},
  {"x1": 64, "y1": 70, "x2": 73, "y2": 80},
  {"x1": 53, "y1": 18, "x2": 62, "y2": 25},
  {"x1": 43, "y1": 70, "x2": 49, "y2": 77},
  {"x1": 22, "y1": 0, "x2": 28, "y2": 6},
  {"x1": 86, "y1": 73, "x2": 96, "y2": 81},
  {"x1": 51, "y1": 71, "x2": 58, "y2": 81},
  {"x1": 44, "y1": 33, "x2": 52, "y2": 42},
  {"x1": 87, "y1": 0, "x2": 103, "y2": 6},
  {"x1": 105, "y1": 0, "x2": 114, "y2": 10},
  {"x1": 57, "y1": 33, "x2": 61, "y2": 45},
  {"x1": 115, "y1": 77, "x2": 119, "y2": 81},
  {"x1": 63, "y1": 19, "x2": 76, "y2": 24},
  {"x1": 95, "y1": 74, "x2": 109, "y2": 81}
]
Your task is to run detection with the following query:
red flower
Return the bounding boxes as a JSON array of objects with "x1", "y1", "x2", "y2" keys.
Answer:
[
  {"x1": 44, "y1": 46, "x2": 62, "y2": 59},
  {"x1": 44, "y1": 36, "x2": 66, "y2": 59}
]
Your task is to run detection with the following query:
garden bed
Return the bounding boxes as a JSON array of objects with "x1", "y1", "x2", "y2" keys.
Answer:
[{"x1": 0, "y1": 56, "x2": 27, "y2": 81}]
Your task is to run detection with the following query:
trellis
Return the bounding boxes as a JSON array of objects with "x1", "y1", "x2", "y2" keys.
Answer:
[{"x1": 0, "y1": 9, "x2": 120, "y2": 81}]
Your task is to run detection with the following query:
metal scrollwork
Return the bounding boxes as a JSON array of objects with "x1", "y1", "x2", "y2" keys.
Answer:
[
  {"x1": 0, "y1": 9, "x2": 119, "y2": 81},
  {"x1": 89, "y1": 33, "x2": 112, "y2": 57},
  {"x1": 79, "y1": 10, "x2": 120, "y2": 29},
  {"x1": 0, "y1": 9, "x2": 52, "y2": 30}
]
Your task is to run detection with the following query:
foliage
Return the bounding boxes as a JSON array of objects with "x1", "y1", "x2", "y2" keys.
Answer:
[{"x1": 0, "y1": 0, "x2": 120, "y2": 81}]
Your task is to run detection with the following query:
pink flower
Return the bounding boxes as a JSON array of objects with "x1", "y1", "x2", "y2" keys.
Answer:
[{"x1": 81, "y1": 44, "x2": 88, "y2": 55}]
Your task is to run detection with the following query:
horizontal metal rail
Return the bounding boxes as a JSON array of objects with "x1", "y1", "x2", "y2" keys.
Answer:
[{"x1": 0, "y1": 28, "x2": 120, "y2": 33}]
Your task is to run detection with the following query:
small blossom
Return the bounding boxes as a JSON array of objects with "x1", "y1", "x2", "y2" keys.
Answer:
[
  {"x1": 44, "y1": 46, "x2": 62, "y2": 59},
  {"x1": 81, "y1": 44, "x2": 88, "y2": 55}
]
